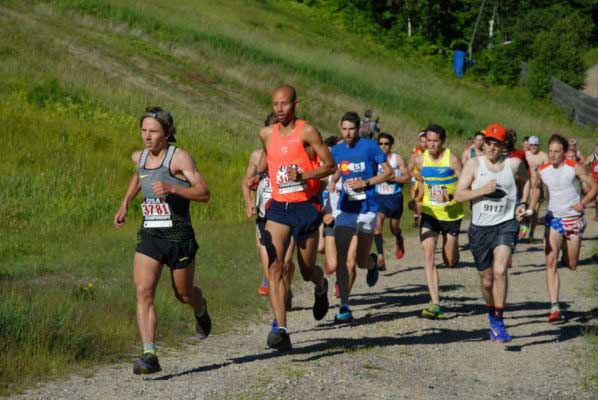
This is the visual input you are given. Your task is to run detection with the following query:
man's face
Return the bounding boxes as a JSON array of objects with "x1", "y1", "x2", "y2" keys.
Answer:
[
  {"x1": 378, "y1": 138, "x2": 392, "y2": 155},
  {"x1": 340, "y1": 120, "x2": 358, "y2": 144},
  {"x1": 548, "y1": 142, "x2": 565, "y2": 165},
  {"x1": 568, "y1": 140, "x2": 576, "y2": 151},
  {"x1": 484, "y1": 139, "x2": 503, "y2": 160},
  {"x1": 271, "y1": 89, "x2": 296, "y2": 124},
  {"x1": 426, "y1": 131, "x2": 443, "y2": 155},
  {"x1": 474, "y1": 134, "x2": 484, "y2": 150},
  {"x1": 418, "y1": 135, "x2": 427, "y2": 149},
  {"x1": 522, "y1": 140, "x2": 530, "y2": 151},
  {"x1": 529, "y1": 143, "x2": 540, "y2": 155}
]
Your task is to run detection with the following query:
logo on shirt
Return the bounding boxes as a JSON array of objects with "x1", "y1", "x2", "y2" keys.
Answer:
[
  {"x1": 281, "y1": 146, "x2": 289, "y2": 156},
  {"x1": 339, "y1": 161, "x2": 366, "y2": 175}
]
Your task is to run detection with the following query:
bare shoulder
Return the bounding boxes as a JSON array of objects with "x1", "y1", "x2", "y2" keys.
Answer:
[
  {"x1": 301, "y1": 121, "x2": 321, "y2": 137},
  {"x1": 131, "y1": 150, "x2": 143, "y2": 165},
  {"x1": 258, "y1": 125, "x2": 273, "y2": 141},
  {"x1": 172, "y1": 147, "x2": 196, "y2": 169}
]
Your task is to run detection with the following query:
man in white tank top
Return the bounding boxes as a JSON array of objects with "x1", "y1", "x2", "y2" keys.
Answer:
[
  {"x1": 529, "y1": 134, "x2": 597, "y2": 324},
  {"x1": 455, "y1": 123, "x2": 530, "y2": 343}
]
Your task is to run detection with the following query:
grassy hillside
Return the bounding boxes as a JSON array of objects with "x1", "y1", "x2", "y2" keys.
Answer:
[{"x1": 1, "y1": 0, "x2": 596, "y2": 394}]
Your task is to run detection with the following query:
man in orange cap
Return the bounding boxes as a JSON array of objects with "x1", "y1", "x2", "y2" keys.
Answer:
[{"x1": 455, "y1": 123, "x2": 530, "y2": 343}]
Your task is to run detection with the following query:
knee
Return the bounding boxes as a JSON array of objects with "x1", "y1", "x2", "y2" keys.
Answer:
[
  {"x1": 136, "y1": 285, "x2": 154, "y2": 303},
  {"x1": 493, "y1": 267, "x2": 507, "y2": 280},
  {"x1": 481, "y1": 275, "x2": 493, "y2": 291},
  {"x1": 269, "y1": 260, "x2": 284, "y2": 279}
]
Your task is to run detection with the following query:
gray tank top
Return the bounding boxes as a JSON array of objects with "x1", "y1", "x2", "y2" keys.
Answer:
[
  {"x1": 471, "y1": 156, "x2": 517, "y2": 226},
  {"x1": 138, "y1": 145, "x2": 193, "y2": 240}
]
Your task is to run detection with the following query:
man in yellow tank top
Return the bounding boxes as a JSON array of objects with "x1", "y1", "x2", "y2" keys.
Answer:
[{"x1": 409, "y1": 124, "x2": 464, "y2": 319}]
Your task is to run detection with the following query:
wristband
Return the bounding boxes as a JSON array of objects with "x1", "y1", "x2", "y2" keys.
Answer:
[{"x1": 525, "y1": 209, "x2": 533, "y2": 216}]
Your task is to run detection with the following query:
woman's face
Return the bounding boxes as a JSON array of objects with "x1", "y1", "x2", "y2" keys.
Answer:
[{"x1": 141, "y1": 118, "x2": 167, "y2": 152}]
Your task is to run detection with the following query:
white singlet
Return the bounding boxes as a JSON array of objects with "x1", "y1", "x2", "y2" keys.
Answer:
[
  {"x1": 471, "y1": 156, "x2": 517, "y2": 226},
  {"x1": 255, "y1": 174, "x2": 272, "y2": 219},
  {"x1": 538, "y1": 160, "x2": 581, "y2": 218}
]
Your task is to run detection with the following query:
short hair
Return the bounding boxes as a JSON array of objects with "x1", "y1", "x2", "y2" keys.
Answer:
[
  {"x1": 548, "y1": 134, "x2": 569, "y2": 152},
  {"x1": 523, "y1": 136, "x2": 530, "y2": 142},
  {"x1": 377, "y1": 132, "x2": 395, "y2": 146},
  {"x1": 340, "y1": 111, "x2": 361, "y2": 128},
  {"x1": 364, "y1": 109, "x2": 373, "y2": 118},
  {"x1": 273, "y1": 84, "x2": 297, "y2": 102},
  {"x1": 140, "y1": 106, "x2": 176, "y2": 142},
  {"x1": 264, "y1": 112, "x2": 278, "y2": 127},
  {"x1": 473, "y1": 130, "x2": 485, "y2": 139},
  {"x1": 425, "y1": 123, "x2": 446, "y2": 142},
  {"x1": 324, "y1": 135, "x2": 340, "y2": 147}
]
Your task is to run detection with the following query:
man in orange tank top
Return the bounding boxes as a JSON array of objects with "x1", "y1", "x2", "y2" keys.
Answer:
[{"x1": 250, "y1": 85, "x2": 336, "y2": 351}]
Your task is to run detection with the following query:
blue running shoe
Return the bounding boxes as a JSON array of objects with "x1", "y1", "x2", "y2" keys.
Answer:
[
  {"x1": 334, "y1": 305, "x2": 353, "y2": 324},
  {"x1": 271, "y1": 319, "x2": 278, "y2": 333},
  {"x1": 490, "y1": 320, "x2": 512, "y2": 343},
  {"x1": 366, "y1": 254, "x2": 379, "y2": 287}
]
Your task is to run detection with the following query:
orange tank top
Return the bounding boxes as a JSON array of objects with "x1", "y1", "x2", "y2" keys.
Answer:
[{"x1": 267, "y1": 119, "x2": 320, "y2": 202}]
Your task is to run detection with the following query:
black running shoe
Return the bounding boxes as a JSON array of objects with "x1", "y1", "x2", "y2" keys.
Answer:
[
  {"x1": 313, "y1": 278, "x2": 329, "y2": 321},
  {"x1": 195, "y1": 301, "x2": 211, "y2": 340},
  {"x1": 133, "y1": 353, "x2": 162, "y2": 375},
  {"x1": 267, "y1": 329, "x2": 292, "y2": 351}
]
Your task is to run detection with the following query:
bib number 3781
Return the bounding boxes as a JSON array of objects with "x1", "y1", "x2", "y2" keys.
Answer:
[{"x1": 142, "y1": 198, "x2": 173, "y2": 228}]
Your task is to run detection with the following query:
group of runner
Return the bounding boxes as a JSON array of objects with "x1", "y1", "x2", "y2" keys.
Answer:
[{"x1": 114, "y1": 87, "x2": 598, "y2": 374}]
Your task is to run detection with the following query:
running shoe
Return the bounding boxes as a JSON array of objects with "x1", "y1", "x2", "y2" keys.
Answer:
[
  {"x1": 271, "y1": 319, "x2": 278, "y2": 333},
  {"x1": 285, "y1": 289, "x2": 293, "y2": 311},
  {"x1": 366, "y1": 254, "x2": 379, "y2": 287},
  {"x1": 334, "y1": 282, "x2": 340, "y2": 298},
  {"x1": 133, "y1": 353, "x2": 162, "y2": 375},
  {"x1": 421, "y1": 303, "x2": 446, "y2": 319},
  {"x1": 334, "y1": 305, "x2": 353, "y2": 324},
  {"x1": 395, "y1": 236, "x2": 405, "y2": 260},
  {"x1": 267, "y1": 328, "x2": 292, "y2": 351},
  {"x1": 258, "y1": 285, "x2": 269, "y2": 296},
  {"x1": 313, "y1": 278, "x2": 329, "y2": 321},
  {"x1": 377, "y1": 256, "x2": 387, "y2": 271},
  {"x1": 518, "y1": 223, "x2": 529, "y2": 240},
  {"x1": 489, "y1": 320, "x2": 512, "y2": 343},
  {"x1": 195, "y1": 301, "x2": 211, "y2": 340},
  {"x1": 548, "y1": 310, "x2": 562, "y2": 324}
]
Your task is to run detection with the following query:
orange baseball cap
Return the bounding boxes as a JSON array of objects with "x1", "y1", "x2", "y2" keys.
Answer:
[{"x1": 484, "y1": 123, "x2": 507, "y2": 142}]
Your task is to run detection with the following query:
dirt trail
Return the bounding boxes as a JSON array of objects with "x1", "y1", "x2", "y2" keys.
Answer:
[
  {"x1": 583, "y1": 65, "x2": 598, "y2": 98},
  {"x1": 14, "y1": 221, "x2": 597, "y2": 399}
]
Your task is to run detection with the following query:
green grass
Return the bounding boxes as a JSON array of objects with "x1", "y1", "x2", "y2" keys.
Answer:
[{"x1": 0, "y1": 0, "x2": 597, "y2": 394}]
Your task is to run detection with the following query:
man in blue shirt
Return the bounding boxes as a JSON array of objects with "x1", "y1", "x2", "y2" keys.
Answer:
[{"x1": 330, "y1": 111, "x2": 393, "y2": 322}]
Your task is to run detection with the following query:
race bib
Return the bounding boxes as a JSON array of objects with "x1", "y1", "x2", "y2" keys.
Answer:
[
  {"x1": 480, "y1": 199, "x2": 508, "y2": 216},
  {"x1": 142, "y1": 198, "x2": 173, "y2": 228},
  {"x1": 276, "y1": 165, "x2": 307, "y2": 194},
  {"x1": 377, "y1": 182, "x2": 396, "y2": 195},
  {"x1": 344, "y1": 178, "x2": 366, "y2": 201},
  {"x1": 427, "y1": 185, "x2": 450, "y2": 206}
]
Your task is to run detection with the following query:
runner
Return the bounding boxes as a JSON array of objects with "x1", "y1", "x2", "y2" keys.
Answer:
[
  {"x1": 525, "y1": 135, "x2": 549, "y2": 241},
  {"x1": 409, "y1": 124, "x2": 464, "y2": 319},
  {"x1": 454, "y1": 123, "x2": 530, "y2": 343},
  {"x1": 330, "y1": 111, "x2": 393, "y2": 322},
  {"x1": 522, "y1": 136, "x2": 530, "y2": 152},
  {"x1": 461, "y1": 130, "x2": 485, "y2": 165},
  {"x1": 529, "y1": 134, "x2": 597, "y2": 323},
  {"x1": 373, "y1": 132, "x2": 411, "y2": 271},
  {"x1": 114, "y1": 107, "x2": 211, "y2": 374},
  {"x1": 249, "y1": 85, "x2": 335, "y2": 350},
  {"x1": 565, "y1": 138, "x2": 585, "y2": 163},
  {"x1": 408, "y1": 131, "x2": 427, "y2": 228},
  {"x1": 584, "y1": 144, "x2": 598, "y2": 221},
  {"x1": 241, "y1": 113, "x2": 295, "y2": 307}
]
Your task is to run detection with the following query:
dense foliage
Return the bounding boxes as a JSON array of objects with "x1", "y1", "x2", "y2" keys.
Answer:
[{"x1": 294, "y1": 1, "x2": 597, "y2": 97}]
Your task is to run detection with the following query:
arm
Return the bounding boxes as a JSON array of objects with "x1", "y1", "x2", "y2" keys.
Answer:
[
  {"x1": 450, "y1": 153, "x2": 463, "y2": 177},
  {"x1": 241, "y1": 149, "x2": 261, "y2": 217},
  {"x1": 114, "y1": 151, "x2": 142, "y2": 228},
  {"x1": 153, "y1": 149, "x2": 210, "y2": 202},
  {"x1": 407, "y1": 154, "x2": 423, "y2": 182},
  {"x1": 574, "y1": 164, "x2": 598, "y2": 212},
  {"x1": 453, "y1": 158, "x2": 495, "y2": 203},
  {"x1": 514, "y1": 158, "x2": 531, "y2": 221},
  {"x1": 461, "y1": 149, "x2": 470, "y2": 166},
  {"x1": 288, "y1": 123, "x2": 335, "y2": 181},
  {"x1": 346, "y1": 161, "x2": 393, "y2": 190},
  {"x1": 393, "y1": 154, "x2": 411, "y2": 184}
]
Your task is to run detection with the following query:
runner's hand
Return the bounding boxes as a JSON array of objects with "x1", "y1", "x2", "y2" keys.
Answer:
[
  {"x1": 246, "y1": 204, "x2": 256, "y2": 217},
  {"x1": 152, "y1": 181, "x2": 173, "y2": 196},
  {"x1": 249, "y1": 175, "x2": 261, "y2": 191},
  {"x1": 480, "y1": 179, "x2": 497, "y2": 195},
  {"x1": 114, "y1": 206, "x2": 127, "y2": 228},
  {"x1": 287, "y1": 167, "x2": 301, "y2": 182},
  {"x1": 515, "y1": 204, "x2": 526, "y2": 222},
  {"x1": 572, "y1": 201, "x2": 585, "y2": 213},
  {"x1": 346, "y1": 179, "x2": 366, "y2": 190}
]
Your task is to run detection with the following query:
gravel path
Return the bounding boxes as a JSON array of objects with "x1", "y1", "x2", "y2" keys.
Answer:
[
  {"x1": 583, "y1": 65, "x2": 598, "y2": 98},
  {"x1": 14, "y1": 220, "x2": 597, "y2": 399}
]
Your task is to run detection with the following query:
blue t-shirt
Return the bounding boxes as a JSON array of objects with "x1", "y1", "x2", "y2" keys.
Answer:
[{"x1": 331, "y1": 138, "x2": 386, "y2": 214}]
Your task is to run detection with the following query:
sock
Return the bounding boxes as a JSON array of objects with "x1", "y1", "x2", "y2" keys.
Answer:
[
  {"x1": 261, "y1": 276, "x2": 268, "y2": 288},
  {"x1": 486, "y1": 304, "x2": 495, "y2": 319},
  {"x1": 374, "y1": 234, "x2": 384, "y2": 255},
  {"x1": 143, "y1": 343, "x2": 156, "y2": 355},
  {"x1": 494, "y1": 306, "x2": 504, "y2": 321},
  {"x1": 278, "y1": 326, "x2": 288, "y2": 334},
  {"x1": 551, "y1": 302, "x2": 560, "y2": 312}
]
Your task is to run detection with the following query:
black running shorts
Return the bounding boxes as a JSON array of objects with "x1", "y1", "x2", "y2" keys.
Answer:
[
  {"x1": 136, "y1": 230, "x2": 198, "y2": 269},
  {"x1": 468, "y1": 219, "x2": 519, "y2": 271},
  {"x1": 419, "y1": 213, "x2": 462, "y2": 240}
]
